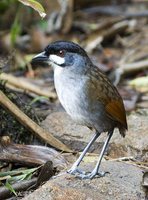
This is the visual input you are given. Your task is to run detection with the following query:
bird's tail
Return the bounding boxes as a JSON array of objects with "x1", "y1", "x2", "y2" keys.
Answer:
[{"x1": 119, "y1": 126, "x2": 127, "y2": 137}]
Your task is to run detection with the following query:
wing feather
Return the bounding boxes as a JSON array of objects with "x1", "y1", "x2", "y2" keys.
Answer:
[{"x1": 105, "y1": 100, "x2": 127, "y2": 129}]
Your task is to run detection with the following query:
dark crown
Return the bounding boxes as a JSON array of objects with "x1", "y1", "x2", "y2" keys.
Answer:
[{"x1": 44, "y1": 41, "x2": 88, "y2": 57}]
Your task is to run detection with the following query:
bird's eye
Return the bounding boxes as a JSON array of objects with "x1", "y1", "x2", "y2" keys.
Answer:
[{"x1": 57, "y1": 50, "x2": 65, "y2": 57}]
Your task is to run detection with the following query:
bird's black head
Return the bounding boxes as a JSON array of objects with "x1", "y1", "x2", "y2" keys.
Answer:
[
  {"x1": 44, "y1": 41, "x2": 87, "y2": 57},
  {"x1": 31, "y1": 41, "x2": 90, "y2": 68}
]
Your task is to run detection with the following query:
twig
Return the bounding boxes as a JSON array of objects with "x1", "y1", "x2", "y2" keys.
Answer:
[
  {"x1": 0, "y1": 178, "x2": 37, "y2": 199},
  {"x1": 0, "y1": 73, "x2": 56, "y2": 99},
  {"x1": 0, "y1": 136, "x2": 67, "y2": 168},
  {"x1": 107, "y1": 156, "x2": 148, "y2": 169},
  {"x1": 0, "y1": 91, "x2": 72, "y2": 152},
  {"x1": 114, "y1": 59, "x2": 148, "y2": 85},
  {"x1": 119, "y1": 59, "x2": 148, "y2": 74},
  {"x1": 84, "y1": 5, "x2": 148, "y2": 18},
  {"x1": 85, "y1": 20, "x2": 129, "y2": 53},
  {"x1": 107, "y1": 156, "x2": 134, "y2": 161}
]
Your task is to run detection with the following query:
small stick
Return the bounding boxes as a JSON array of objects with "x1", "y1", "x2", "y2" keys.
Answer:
[
  {"x1": 0, "y1": 178, "x2": 37, "y2": 199},
  {"x1": 85, "y1": 20, "x2": 129, "y2": 53},
  {"x1": 0, "y1": 136, "x2": 67, "y2": 168},
  {"x1": 0, "y1": 73, "x2": 56, "y2": 98},
  {"x1": 0, "y1": 91, "x2": 72, "y2": 152},
  {"x1": 119, "y1": 59, "x2": 148, "y2": 74},
  {"x1": 114, "y1": 59, "x2": 148, "y2": 85}
]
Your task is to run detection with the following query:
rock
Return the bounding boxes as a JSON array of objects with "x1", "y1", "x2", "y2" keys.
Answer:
[
  {"x1": 109, "y1": 111, "x2": 148, "y2": 161},
  {"x1": 41, "y1": 111, "x2": 93, "y2": 151},
  {"x1": 41, "y1": 109, "x2": 148, "y2": 161},
  {"x1": 22, "y1": 161, "x2": 146, "y2": 200},
  {"x1": 24, "y1": 110, "x2": 147, "y2": 199}
]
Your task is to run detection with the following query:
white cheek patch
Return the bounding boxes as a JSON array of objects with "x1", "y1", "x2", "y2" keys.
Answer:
[{"x1": 49, "y1": 55, "x2": 65, "y2": 65}]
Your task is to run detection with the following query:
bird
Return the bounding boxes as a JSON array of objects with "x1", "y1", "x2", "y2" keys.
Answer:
[{"x1": 32, "y1": 41, "x2": 128, "y2": 179}]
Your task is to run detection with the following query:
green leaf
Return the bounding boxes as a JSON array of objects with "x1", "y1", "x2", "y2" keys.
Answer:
[
  {"x1": 8, "y1": 174, "x2": 30, "y2": 184},
  {"x1": 5, "y1": 181, "x2": 17, "y2": 196},
  {"x1": 0, "y1": 167, "x2": 39, "y2": 178},
  {"x1": 10, "y1": 12, "x2": 21, "y2": 45},
  {"x1": 29, "y1": 96, "x2": 48, "y2": 105},
  {"x1": 18, "y1": 0, "x2": 46, "y2": 18},
  {"x1": 1, "y1": 167, "x2": 40, "y2": 186}
]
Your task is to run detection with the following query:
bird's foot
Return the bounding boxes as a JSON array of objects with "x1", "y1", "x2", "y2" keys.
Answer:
[
  {"x1": 67, "y1": 166, "x2": 109, "y2": 179},
  {"x1": 67, "y1": 166, "x2": 86, "y2": 175},
  {"x1": 77, "y1": 170, "x2": 106, "y2": 179}
]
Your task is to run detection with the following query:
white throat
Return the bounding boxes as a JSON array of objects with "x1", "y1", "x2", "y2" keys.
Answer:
[{"x1": 54, "y1": 66, "x2": 64, "y2": 76}]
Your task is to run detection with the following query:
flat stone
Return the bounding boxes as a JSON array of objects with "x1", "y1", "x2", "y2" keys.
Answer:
[
  {"x1": 41, "y1": 109, "x2": 148, "y2": 160},
  {"x1": 22, "y1": 161, "x2": 146, "y2": 200},
  {"x1": 41, "y1": 111, "x2": 93, "y2": 151}
]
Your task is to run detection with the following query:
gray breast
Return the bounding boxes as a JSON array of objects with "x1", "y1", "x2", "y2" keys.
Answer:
[
  {"x1": 54, "y1": 67, "x2": 91, "y2": 125},
  {"x1": 54, "y1": 67, "x2": 115, "y2": 132}
]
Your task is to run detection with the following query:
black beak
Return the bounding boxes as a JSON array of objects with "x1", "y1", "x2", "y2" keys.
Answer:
[{"x1": 31, "y1": 51, "x2": 49, "y2": 65}]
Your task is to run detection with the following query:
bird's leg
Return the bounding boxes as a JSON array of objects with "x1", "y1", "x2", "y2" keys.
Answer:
[
  {"x1": 67, "y1": 131, "x2": 101, "y2": 175},
  {"x1": 79, "y1": 130, "x2": 113, "y2": 179}
]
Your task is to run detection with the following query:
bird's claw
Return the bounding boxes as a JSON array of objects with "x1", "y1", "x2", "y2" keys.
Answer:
[
  {"x1": 67, "y1": 166, "x2": 107, "y2": 179},
  {"x1": 67, "y1": 167, "x2": 86, "y2": 175},
  {"x1": 77, "y1": 170, "x2": 106, "y2": 179}
]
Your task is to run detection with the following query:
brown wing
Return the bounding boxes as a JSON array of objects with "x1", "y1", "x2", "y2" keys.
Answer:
[
  {"x1": 89, "y1": 67, "x2": 127, "y2": 130},
  {"x1": 105, "y1": 99, "x2": 127, "y2": 129}
]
